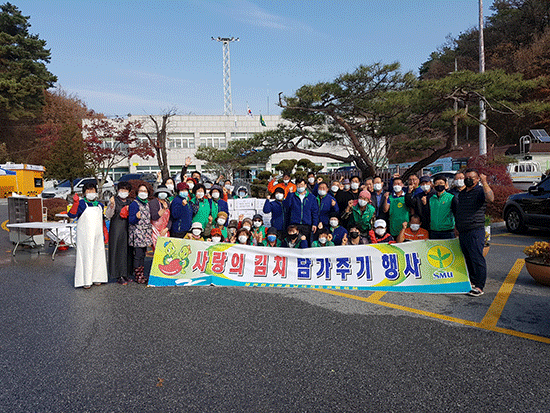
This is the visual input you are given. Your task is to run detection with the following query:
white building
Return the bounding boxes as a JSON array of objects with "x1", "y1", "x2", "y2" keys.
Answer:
[{"x1": 88, "y1": 114, "x2": 362, "y2": 181}]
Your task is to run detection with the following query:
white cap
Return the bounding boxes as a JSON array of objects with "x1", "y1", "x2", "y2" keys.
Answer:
[
  {"x1": 191, "y1": 222, "x2": 203, "y2": 230},
  {"x1": 374, "y1": 219, "x2": 387, "y2": 228}
]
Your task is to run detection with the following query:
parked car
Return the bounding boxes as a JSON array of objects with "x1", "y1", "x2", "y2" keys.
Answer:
[
  {"x1": 503, "y1": 176, "x2": 550, "y2": 233},
  {"x1": 431, "y1": 171, "x2": 458, "y2": 187},
  {"x1": 115, "y1": 172, "x2": 157, "y2": 186},
  {"x1": 41, "y1": 177, "x2": 115, "y2": 200}
]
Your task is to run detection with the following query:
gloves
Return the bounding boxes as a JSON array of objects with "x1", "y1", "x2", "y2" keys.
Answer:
[
  {"x1": 69, "y1": 194, "x2": 79, "y2": 215},
  {"x1": 120, "y1": 205, "x2": 129, "y2": 219}
]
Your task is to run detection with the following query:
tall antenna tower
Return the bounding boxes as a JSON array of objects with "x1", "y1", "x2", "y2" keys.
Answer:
[{"x1": 212, "y1": 36, "x2": 239, "y2": 116}]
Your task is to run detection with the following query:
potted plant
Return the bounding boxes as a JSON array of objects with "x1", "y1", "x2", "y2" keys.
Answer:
[{"x1": 523, "y1": 241, "x2": 550, "y2": 286}]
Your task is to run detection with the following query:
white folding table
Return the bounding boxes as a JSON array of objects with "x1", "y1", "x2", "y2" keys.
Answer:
[{"x1": 7, "y1": 222, "x2": 77, "y2": 260}]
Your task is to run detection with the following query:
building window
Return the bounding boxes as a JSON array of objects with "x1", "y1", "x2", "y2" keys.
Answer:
[
  {"x1": 230, "y1": 132, "x2": 252, "y2": 140},
  {"x1": 168, "y1": 133, "x2": 195, "y2": 149},
  {"x1": 199, "y1": 133, "x2": 226, "y2": 148}
]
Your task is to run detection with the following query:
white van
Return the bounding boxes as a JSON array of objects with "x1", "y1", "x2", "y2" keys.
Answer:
[
  {"x1": 507, "y1": 160, "x2": 543, "y2": 189},
  {"x1": 41, "y1": 177, "x2": 114, "y2": 200}
]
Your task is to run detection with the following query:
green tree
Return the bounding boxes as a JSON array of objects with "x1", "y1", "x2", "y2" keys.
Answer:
[{"x1": 0, "y1": 3, "x2": 57, "y2": 155}]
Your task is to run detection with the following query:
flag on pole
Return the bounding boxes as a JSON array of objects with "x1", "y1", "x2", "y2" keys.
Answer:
[
  {"x1": 260, "y1": 114, "x2": 266, "y2": 127},
  {"x1": 247, "y1": 104, "x2": 253, "y2": 117}
]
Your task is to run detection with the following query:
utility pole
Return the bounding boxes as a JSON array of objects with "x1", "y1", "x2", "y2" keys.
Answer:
[
  {"x1": 212, "y1": 37, "x2": 239, "y2": 116},
  {"x1": 479, "y1": 0, "x2": 487, "y2": 156},
  {"x1": 453, "y1": 57, "x2": 458, "y2": 147}
]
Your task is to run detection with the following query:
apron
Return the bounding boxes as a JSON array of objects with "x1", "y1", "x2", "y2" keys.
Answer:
[
  {"x1": 152, "y1": 205, "x2": 170, "y2": 251},
  {"x1": 75, "y1": 205, "x2": 108, "y2": 287}
]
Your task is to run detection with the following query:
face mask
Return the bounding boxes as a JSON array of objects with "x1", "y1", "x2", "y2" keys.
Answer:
[
  {"x1": 225, "y1": 184, "x2": 232, "y2": 190},
  {"x1": 196, "y1": 191, "x2": 204, "y2": 199},
  {"x1": 375, "y1": 228, "x2": 386, "y2": 236},
  {"x1": 330, "y1": 219, "x2": 338, "y2": 228},
  {"x1": 267, "y1": 234, "x2": 277, "y2": 243},
  {"x1": 275, "y1": 193, "x2": 284, "y2": 201},
  {"x1": 187, "y1": 182, "x2": 194, "y2": 190},
  {"x1": 296, "y1": 186, "x2": 306, "y2": 194},
  {"x1": 118, "y1": 191, "x2": 129, "y2": 199},
  {"x1": 238, "y1": 235, "x2": 248, "y2": 244},
  {"x1": 373, "y1": 183, "x2": 383, "y2": 191},
  {"x1": 358, "y1": 199, "x2": 368, "y2": 207},
  {"x1": 228, "y1": 228, "x2": 236, "y2": 236},
  {"x1": 86, "y1": 192, "x2": 98, "y2": 201},
  {"x1": 319, "y1": 237, "x2": 327, "y2": 244},
  {"x1": 344, "y1": 184, "x2": 350, "y2": 191},
  {"x1": 179, "y1": 191, "x2": 188, "y2": 198},
  {"x1": 331, "y1": 185, "x2": 339, "y2": 193},
  {"x1": 421, "y1": 185, "x2": 431, "y2": 192},
  {"x1": 242, "y1": 224, "x2": 251, "y2": 231},
  {"x1": 217, "y1": 218, "x2": 226, "y2": 226},
  {"x1": 288, "y1": 233, "x2": 298, "y2": 240},
  {"x1": 455, "y1": 179, "x2": 464, "y2": 187},
  {"x1": 138, "y1": 192, "x2": 148, "y2": 200},
  {"x1": 308, "y1": 177, "x2": 315, "y2": 184},
  {"x1": 212, "y1": 192, "x2": 220, "y2": 200},
  {"x1": 166, "y1": 184, "x2": 174, "y2": 191},
  {"x1": 393, "y1": 185, "x2": 402, "y2": 193},
  {"x1": 464, "y1": 177, "x2": 475, "y2": 188},
  {"x1": 158, "y1": 192, "x2": 168, "y2": 200},
  {"x1": 239, "y1": 192, "x2": 246, "y2": 198},
  {"x1": 410, "y1": 224, "x2": 421, "y2": 232},
  {"x1": 212, "y1": 236, "x2": 221, "y2": 243},
  {"x1": 351, "y1": 182, "x2": 360, "y2": 190},
  {"x1": 350, "y1": 231, "x2": 360, "y2": 239},
  {"x1": 434, "y1": 185, "x2": 445, "y2": 193},
  {"x1": 192, "y1": 229, "x2": 201, "y2": 236},
  {"x1": 318, "y1": 190, "x2": 327, "y2": 197},
  {"x1": 283, "y1": 179, "x2": 290, "y2": 184},
  {"x1": 253, "y1": 221, "x2": 262, "y2": 228}
]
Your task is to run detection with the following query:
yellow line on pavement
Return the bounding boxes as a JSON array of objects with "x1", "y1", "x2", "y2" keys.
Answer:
[
  {"x1": 480, "y1": 259, "x2": 524, "y2": 328},
  {"x1": 1, "y1": 220, "x2": 8, "y2": 232}
]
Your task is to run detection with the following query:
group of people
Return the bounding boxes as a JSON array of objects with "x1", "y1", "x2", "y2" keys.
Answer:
[{"x1": 68, "y1": 164, "x2": 493, "y2": 297}]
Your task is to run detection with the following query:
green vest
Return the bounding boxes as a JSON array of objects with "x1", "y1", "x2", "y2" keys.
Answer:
[
  {"x1": 429, "y1": 191, "x2": 455, "y2": 231},
  {"x1": 192, "y1": 198, "x2": 211, "y2": 229},
  {"x1": 389, "y1": 194, "x2": 409, "y2": 237},
  {"x1": 351, "y1": 204, "x2": 375, "y2": 232}
]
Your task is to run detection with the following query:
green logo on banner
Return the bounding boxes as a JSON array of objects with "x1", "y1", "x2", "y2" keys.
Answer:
[{"x1": 427, "y1": 245, "x2": 454, "y2": 269}]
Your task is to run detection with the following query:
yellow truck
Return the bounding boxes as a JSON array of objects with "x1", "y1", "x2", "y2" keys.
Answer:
[{"x1": 0, "y1": 164, "x2": 45, "y2": 198}]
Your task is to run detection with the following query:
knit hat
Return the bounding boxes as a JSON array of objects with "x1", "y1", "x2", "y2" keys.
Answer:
[
  {"x1": 176, "y1": 182, "x2": 189, "y2": 191},
  {"x1": 210, "y1": 228, "x2": 222, "y2": 236},
  {"x1": 359, "y1": 190, "x2": 371, "y2": 200}
]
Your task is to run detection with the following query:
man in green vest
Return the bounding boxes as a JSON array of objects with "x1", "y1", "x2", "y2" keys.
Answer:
[
  {"x1": 429, "y1": 176, "x2": 458, "y2": 239},
  {"x1": 382, "y1": 177, "x2": 411, "y2": 238}
]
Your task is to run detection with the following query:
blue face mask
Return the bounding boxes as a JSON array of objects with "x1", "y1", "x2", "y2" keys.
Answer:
[
  {"x1": 296, "y1": 186, "x2": 306, "y2": 194},
  {"x1": 179, "y1": 191, "x2": 188, "y2": 198},
  {"x1": 267, "y1": 235, "x2": 277, "y2": 242}
]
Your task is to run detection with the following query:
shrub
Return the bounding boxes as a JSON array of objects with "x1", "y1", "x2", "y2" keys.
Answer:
[{"x1": 43, "y1": 198, "x2": 69, "y2": 221}]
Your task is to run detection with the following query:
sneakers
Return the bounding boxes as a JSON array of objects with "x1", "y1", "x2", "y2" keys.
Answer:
[{"x1": 467, "y1": 287, "x2": 484, "y2": 297}]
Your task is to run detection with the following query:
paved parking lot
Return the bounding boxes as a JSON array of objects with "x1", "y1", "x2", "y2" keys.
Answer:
[{"x1": 1, "y1": 201, "x2": 550, "y2": 412}]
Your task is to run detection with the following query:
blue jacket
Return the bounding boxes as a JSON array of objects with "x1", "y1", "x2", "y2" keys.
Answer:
[
  {"x1": 284, "y1": 190, "x2": 319, "y2": 227},
  {"x1": 170, "y1": 196, "x2": 194, "y2": 233},
  {"x1": 68, "y1": 199, "x2": 104, "y2": 219},
  {"x1": 316, "y1": 194, "x2": 339, "y2": 227},
  {"x1": 330, "y1": 225, "x2": 348, "y2": 246},
  {"x1": 263, "y1": 199, "x2": 286, "y2": 231}
]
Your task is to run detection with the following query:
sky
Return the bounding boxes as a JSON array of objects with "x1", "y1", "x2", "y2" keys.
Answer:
[{"x1": 14, "y1": 0, "x2": 495, "y2": 118}]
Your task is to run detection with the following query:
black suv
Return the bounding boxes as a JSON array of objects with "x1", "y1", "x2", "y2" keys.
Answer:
[
  {"x1": 503, "y1": 176, "x2": 550, "y2": 233},
  {"x1": 115, "y1": 173, "x2": 157, "y2": 186}
]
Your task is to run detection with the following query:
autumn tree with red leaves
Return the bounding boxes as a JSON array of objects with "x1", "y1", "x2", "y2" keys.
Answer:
[{"x1": 83, "y1": 118, "x2": 154, "y2": 196}]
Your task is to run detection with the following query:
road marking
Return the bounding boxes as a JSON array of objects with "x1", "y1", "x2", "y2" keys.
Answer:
[
  {"x1": 1, "y1": 220, "x2": 8, "y2": 232},
  {"x1": 315, "y1": 261, "x2": 550, "y2": 344},
  {"x1": 480, "y1": 259, "x2": 524, "y2": 328}
]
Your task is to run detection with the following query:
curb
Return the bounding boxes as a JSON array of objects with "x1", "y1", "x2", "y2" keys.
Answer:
[{"x1": 490, "y1": 221, "x2": 506, "y2": 229}]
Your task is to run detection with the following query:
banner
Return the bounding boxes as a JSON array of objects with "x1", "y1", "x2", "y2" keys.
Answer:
[{"x1": 148, "y1": 238, "x2": 471, "y2": 293}]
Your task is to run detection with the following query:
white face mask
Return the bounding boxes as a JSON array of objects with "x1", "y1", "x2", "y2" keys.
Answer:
[
  {"x1": 319, "y1": 237, "x2": 327, "y2": 244},
  {"x1": 217, "y1": 218, "x2": 226, "y2": 226},
  {"x1": 375, "y1": 228, "x2": 386, "y2": 236},
  {"x1": 421, "y1": 185, "x2": 431, "y2": 192},
  {"x1": 296, "y1": 186, "x2": 306, "y2": 193},
  {"x1": 187, "y1": 182, "x2": 194, "y2": 190},
  {"x1": 344, "y1": 184, "x2": 350, "y2": 191},
  {"x1": 455, "y1": 179, "x2": 464, "y2": 187},
  {"x1": 331, "y1": 185, "x2": 339, "y2": 193},
  {"x1": 330, "y1": 219, "x2": 338, "y2": 228},
  {"x1": 86, "y1": 192, "x2": 98, "y2": 201},
  {"x1": 393, "y1": 185, "x2": 403, "y2": 193},
  {"x1": 196, "y1": 191, "x2": 204, "y2": 199},
  {"x1": 283, "y1": 179, "x2": 290, "y2": 184},
  {"x1": 373, "y1": 183, "x2": 383, "y2": 191},
  {"x1": 158, "y1": 192, "x2": 168, "y2": 200},
  {"x1": 238, "y1": 235, "x2": 248, "y2": 244},
  {"x1": 253, "y1": 221, "x2": 262, "y2": 228},
  {"x1": 410, "y1": 224, "x2": 421, "y2": 232},
  {"x1": 212, "y1": 236, "x2": 221, "y2": 243},
  {"x1": 138, "y1": 192, "x2": 148, "y2": 200},
  {"x1": 239, "y1": 192, "x2": 246, "y2": 198},
  {"x1": 118, "y1": 191, "x2": 129, "y2": 199},
  {"x1": 275, "y1": 193, "x2": 284, "y2": 201},
  {"x1": 318, "y1": 190, "x2": 327, "y2": 197},
  {"x1": 192, "y1": 228, "x2": 201, "y2": 236},
  {"x1": 225, "y1": 184, "x2": 232, "y2": 190},
  {"x1": 358, "y1": 199, "x2": 368, "y2": 207},
  {"x1": 211, "y1": 192, "x2": 220, "y2": 200},
  {"x1": 242, "y1": 224, "x2": 251, "y2": 231},
  {"x1": 166, "y1": 184, "x2": 174, "y2": 191},
  {"x1": 308, "y1": 177, "x2": 315, "y2": 184},
  {"x1": 351, "y1": 182, "x2": 360, "y2": 190}
]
